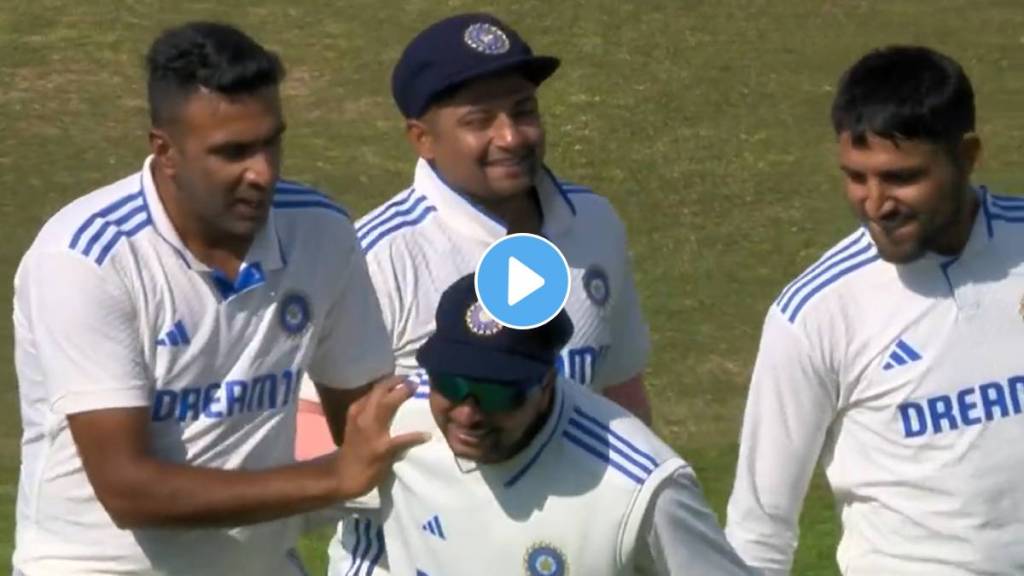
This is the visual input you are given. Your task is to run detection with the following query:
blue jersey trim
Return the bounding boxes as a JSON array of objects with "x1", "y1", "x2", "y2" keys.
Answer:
[
  {"x1": 775, "y1": 230, "x2": 868, "y2": 306},
  {"x1": 357, "y1": 188, "x2": 417, "y2": 233},
  {"x1": 562, "y1": 429, "x2": 645, "y2": 484},
  {"x1": 357, "y1": 194, "x2": 430, "y2": 245},
  {"x1": 786, "y1": 253, "x2": 881, "y2": 323},
  {"x1": 69, "y1": 190, "x2": 153, "y2": 266},
  {"x1": 360, "y1": 206, "x2": 438, "y2": 254},
  {"x1": 571, "y1": 407, "x2": 658, "y2": 468}
]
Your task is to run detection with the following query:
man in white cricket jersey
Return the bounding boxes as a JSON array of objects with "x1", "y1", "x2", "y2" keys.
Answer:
[
  {"x1": 369, "y1": 274, "x2": 751, "y2": 575},
  {"x1": 725, "y1": 46, "x2": 1024, "y2": 574},
  {"x1": 293, "y1": 12, "x2": 655, "y2": 573},
  {"x1": 11, "y1": 22, "x2": 424, "y2": 576}
]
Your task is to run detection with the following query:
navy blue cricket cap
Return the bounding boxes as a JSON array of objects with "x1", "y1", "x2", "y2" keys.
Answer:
[
  {"x1": 391, "y1": 13, "x2": 561, "y2": 119},
  {"x1": 416, "y1": 274, "x2": 573, "y2": 385}
]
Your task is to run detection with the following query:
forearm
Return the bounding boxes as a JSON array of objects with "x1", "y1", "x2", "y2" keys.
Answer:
[{"x1": 100, "y1": 454, "x2": 343, "y2": 529}]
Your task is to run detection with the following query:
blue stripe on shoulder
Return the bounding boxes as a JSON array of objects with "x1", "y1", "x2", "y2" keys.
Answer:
[
  {"x1": 561, "y1": 430, "x2": 645, "y2": 484},
  {"x1": 273, "y1": 199, "x2": 350, "y2": 218},
  {"x1": 273, "y1": 181, "x2": 350, "y2": 218},
  {"x1": 69, "y1": 190, "x2": 153, "y2": 266},
  {"x1": 356, "y1": 194, "x2": 429, "y2": 245},
  {"x1": 557, "y1": 405, "x2": 659, "y2": 486},
  {"x1": 774, "y1": 231, "x2": 879, "y2": 323},
  {"x1": 785, "y1": 252, "x2": 880, "y2": 323},
  {"x1": 360, "y1": 205, "x2": 438, "y2": 254},
  {"x1": 989, "y1": 193, "x2": 1024, "y2": 223},
  {"x1": 775, "y1": 230, "x2": 867, "y2": 306},
  {"x1": 566, "y1": 416, "x2": 654, "y2": 475},
  {"x1": 356, "y1": 188, "x2": 416, "y2": 235},
  {"x1": 571, "y1": 407, "x2": 658, "y2": 468}
]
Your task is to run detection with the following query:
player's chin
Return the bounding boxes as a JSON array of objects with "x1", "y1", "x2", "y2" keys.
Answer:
[
  {"x1": 446, "y1": 431, "x2": 497, "y2": 460},
  {"x1": 873, "y1": 236, "x2": 926, "y2": 264},
  {"x1": 868, "y1": 223, "x2": 927, "y2": 264},
  {"x1": 483, "y1": 166, "x2": 535, "y2": 195},
  {"x1": 224, "y1": 210, "x2": 269, "y2": 238}
]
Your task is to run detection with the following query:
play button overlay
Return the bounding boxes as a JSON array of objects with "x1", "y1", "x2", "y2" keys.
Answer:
[
  {"x1": 507, "y1": 257, "x2": 545, "y2": 306},
  {"x1": 475, "y1": 234, "x2": 570, "y2": 329}
]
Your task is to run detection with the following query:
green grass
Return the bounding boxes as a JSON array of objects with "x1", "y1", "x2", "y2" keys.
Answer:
[{"x1": 3, "y1": 1, "x2": 1024, "y2": 574}]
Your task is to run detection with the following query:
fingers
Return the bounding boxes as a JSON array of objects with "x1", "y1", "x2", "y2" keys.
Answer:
[
  {"x1": 377, "y1": 376, "x2": 417, "y2": 414},
  {"x1": 386, "y1": 431, "x2": 431, "y2": 458}
]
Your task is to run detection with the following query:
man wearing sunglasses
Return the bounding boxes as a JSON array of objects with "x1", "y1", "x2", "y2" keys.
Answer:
[{"x1": 365, "y1": 274, "x2": 752, "y2": 576}]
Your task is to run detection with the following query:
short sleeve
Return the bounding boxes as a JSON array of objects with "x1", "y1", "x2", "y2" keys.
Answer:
[
  {"x1": 593, "y1": 238, "x2": 650, "y2": 391},
  {"x1": 306, "y1": 236, "x2": 395, "y2": 389},
  {"x1": 17, "y1": 250, "x2": 150, "y2": 414}
]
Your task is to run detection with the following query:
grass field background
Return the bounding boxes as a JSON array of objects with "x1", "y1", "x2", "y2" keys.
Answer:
[{"x1": 3, "y1": 1, "x2": 1024, "y2": 574}]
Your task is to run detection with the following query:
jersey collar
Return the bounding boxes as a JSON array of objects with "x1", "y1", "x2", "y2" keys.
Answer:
[
  {"x1": 413, "y1": 158, "x2": 576, "y2": 245},
  {"x1": 142, "y1": 155, "x2": 285, "y2": 276}
]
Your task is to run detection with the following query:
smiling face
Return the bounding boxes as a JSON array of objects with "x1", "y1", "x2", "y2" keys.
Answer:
[
  {"x1": 407, "y1": 72, "x2": 544, "y2": 203},
  {"x1": 428, "y1": 371, "x2": 554, "y2": 464},
  {"x1": 151, "y1": 86, "x2": 286, "y2": 248},
  {"x1": 837, "y1": 131, "x2": 980, "y2": 263}
]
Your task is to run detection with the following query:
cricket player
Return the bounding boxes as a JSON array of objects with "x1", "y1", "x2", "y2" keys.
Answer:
[
  {"x1": 368, "y1": 274, "x2": 752, "y2": 575},
  {"x1": 725, "y1": 45, "x2": 1024, "y2": 574},
  {"x1": 293, "y1": 12, "x2": 655, "y2": 573},
  {"x1": 12, "y1": 22, "x2": 423, "y2": 575}
]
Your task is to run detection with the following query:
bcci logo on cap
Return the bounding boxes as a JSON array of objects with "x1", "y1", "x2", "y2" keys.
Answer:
[
  {"x1": 463, "y1": 22, "x2": 510, "y2": 55},
  {"x1": 465, "y1": 301, "x2": 502, "y2": 336},
  {"x1": 279, "y1": 292, "x2": 312, "y2": 336},
  {"x1": 524, "y1": 543, "x2": 567, "y2": 576}
]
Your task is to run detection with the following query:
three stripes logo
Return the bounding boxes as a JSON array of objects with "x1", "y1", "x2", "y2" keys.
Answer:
[
  {"x1": 356, "y1": 188, "x2": 437, "y2": 254},
  {"x1": 775, "y1": 230, "x2": 880, "y2": 324},
  {"x1": 882, "y1": 339, "x2": 921, "y2": 371},
  {"x1": 421, "y1": 515, "x2": 446, "y2": 540},
  {"x1": 156, "y1": 320, "x2": 191, "y2": 347},
  {"x1": 69, "y1": 190, "x2": 152, "y2": 267}
]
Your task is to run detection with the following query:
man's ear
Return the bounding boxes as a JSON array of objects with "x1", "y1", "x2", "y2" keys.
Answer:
[
  {"x1": 957, "y1": 132, "x2": 982, "y2": 176},
  {"x1": 405, "y1": 116, "x2": 436, "y2": 160},
  {"x1": 149, "y1": 127, "x2": 179, "y2": 178}
]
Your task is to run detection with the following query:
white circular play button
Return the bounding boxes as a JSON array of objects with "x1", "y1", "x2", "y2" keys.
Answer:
[{"x1": 474, "y1": 233, "x2": 571, "y2": 329}]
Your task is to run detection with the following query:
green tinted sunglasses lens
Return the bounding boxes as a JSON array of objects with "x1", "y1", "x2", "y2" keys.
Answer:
[{"x1": 431, "y1": 374, "x2": 534, "y2": 413}]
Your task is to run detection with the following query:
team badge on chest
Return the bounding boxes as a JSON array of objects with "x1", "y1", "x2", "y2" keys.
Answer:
[
  {"x1": 583, "y1": 265, "x2": 610, "y2": 307},
  {"x1": 279, "y1": 291, "x2": 312, "y2": 336},
  {"x1": 525, "y1": 543, "x2": 567, "y2": 576}
]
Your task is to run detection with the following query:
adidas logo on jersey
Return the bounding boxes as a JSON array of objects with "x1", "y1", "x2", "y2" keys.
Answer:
[
  {"x1": 421, "y1": 515, "x2": 446, "y2": 540},
  {"x1": 882, "y1": 339, "x2": 921, "y2": 371},
  {"x1": 156, "y1": 320, "x2": 190, "y2": 347}
]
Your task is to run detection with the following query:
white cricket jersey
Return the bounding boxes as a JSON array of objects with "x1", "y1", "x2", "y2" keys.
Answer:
[
  {"x1": 362, "y1": 375, "x2": 748, "y2": 576},
  {"x1": 725, "y1": 187, "x2": 1024, "y2": 575},
  {"x1": 299, "y1": 158, "x2": 648, "y2": 405},
  {"x1": 12, "y1": 156, "x2": 393, "y2": 575}
]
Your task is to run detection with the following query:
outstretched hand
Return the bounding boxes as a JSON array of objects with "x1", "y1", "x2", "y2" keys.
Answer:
[{"x1": 331, "y1": 375, "x2": 430, "y2": 499}]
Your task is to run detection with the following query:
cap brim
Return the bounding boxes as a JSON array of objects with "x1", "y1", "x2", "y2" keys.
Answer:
[
  {"x1": 417, "y1": 55, "x2": 561, "y2": 117},
  {"x1": 416, "y1": 336, "x2": 552, "y2": 384}
]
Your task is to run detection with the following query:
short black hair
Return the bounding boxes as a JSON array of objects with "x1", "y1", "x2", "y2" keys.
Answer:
[
  {"x1": 831, "y1": 46, "x2": 974, "y2": 148},
  {"x1": 146, "y1": 21, "x2": 285, "y2": 126}
]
